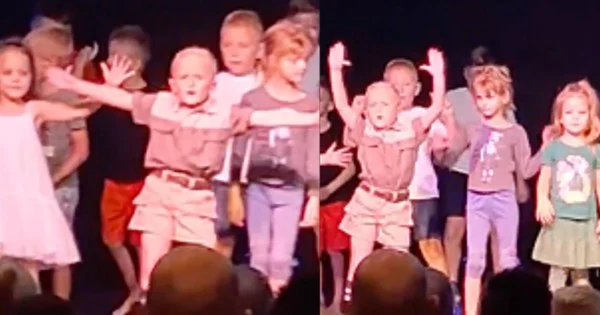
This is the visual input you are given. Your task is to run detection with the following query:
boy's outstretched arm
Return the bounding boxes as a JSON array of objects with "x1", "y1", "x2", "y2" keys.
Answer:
[{"x1": 46, "y1": 67, "x2": 135, "y2": 111}]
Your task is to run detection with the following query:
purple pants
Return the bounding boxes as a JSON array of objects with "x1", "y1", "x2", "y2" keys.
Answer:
[
  {"x1": 245, "y1": 183, "x2": 305, "y2": 282},
  {"x1": 466, "y1": 190, "x2": 520, "y2": 278}
]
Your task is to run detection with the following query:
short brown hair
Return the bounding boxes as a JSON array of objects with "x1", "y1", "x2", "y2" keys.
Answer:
[
  {"x1": 262, "y1": 19, "x2": 313, "y2": 76},
  {"x1": 147, "y1": 245, "x2": 239, "y2": 315},
  {"x1": 23, "y1": 25, "x2": 73, "y2": 58},
  {"x1": 221, "y1": 10, "x2": 264, "y2": 36},
  {"x1": 383, "y1": 58, "x2": 418, "y2": 80},
  {"x1": 109, "y1": 25, "x2": 151, "y2": 64},
  {"x1": 552, "y1": 285, "x2": 600, "y2": 315}
]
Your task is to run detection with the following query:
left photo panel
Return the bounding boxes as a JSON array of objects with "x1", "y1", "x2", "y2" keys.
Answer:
[{"x1": 0, "y1": 0, "x2": 321, "y2": 314}]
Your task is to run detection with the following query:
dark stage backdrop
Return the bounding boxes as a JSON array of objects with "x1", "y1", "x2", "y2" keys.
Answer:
[
  {"x1": 321, "y1": 0, "x2": 600, "y2": 284},
  {"x1": 0, "y1": 1, "x2": 300, "y2": 314}
]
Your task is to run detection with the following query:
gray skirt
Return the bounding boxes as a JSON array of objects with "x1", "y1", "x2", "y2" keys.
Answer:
[{"x1": 532, "y1": 218, "x2": 600, "y2": 269}]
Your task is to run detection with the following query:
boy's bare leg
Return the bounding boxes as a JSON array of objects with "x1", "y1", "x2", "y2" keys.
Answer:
[
  {"x1": 109, "y1": 244, "x2": 142, "y2": 315},
  {"x1": 52, "y1": 266, "x2": 71, "y2": 300},
  {"x1": 215, "y1": 236, "x2": 235, "y2": 258},
  {"x1": 327, "y1": 250, "x2": 345, "y2": 313},
  {"x1": 444, "y1": 216, "x2": 465, "y2": 284},
  {"x1": 22, "y1": 260, "x2": 40, "y2": 289},
  {"x1": 419, "y1": 239, "x2": 448, "y2": 275},
  {"x1": 140, "y1": 233, "x2": 171, "y2": 293}
]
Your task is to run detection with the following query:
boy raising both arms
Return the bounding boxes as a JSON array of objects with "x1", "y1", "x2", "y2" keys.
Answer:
[
  {"x1": 328, "y1": 42, "x2": 447, "y2": 311},
  {"x1": 94, "y1": 25, "x2": 151, "y2": 315},
  {"x1": 45, "y1": 46, "x2": 318, "y2": 299}
]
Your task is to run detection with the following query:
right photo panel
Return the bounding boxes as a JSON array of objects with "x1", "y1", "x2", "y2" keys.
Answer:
[{"x1": 320, "y1": 1, "x2": 600, "y2": 315}]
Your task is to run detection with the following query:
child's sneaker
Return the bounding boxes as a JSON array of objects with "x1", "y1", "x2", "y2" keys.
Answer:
[
  {"x1": 453, "y1": 303, "x2": 463, "y2": 315},
  {"x1": 340, "y1": 282, "x2": 352, "y2": 314}
]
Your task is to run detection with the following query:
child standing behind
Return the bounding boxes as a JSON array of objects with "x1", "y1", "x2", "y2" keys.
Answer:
[
  {"x1": 236, "y1": 20, "x2": 320, "y2": 295},
  {"x1": 328, "y1": 42, "x2": 446, "y2": 311},
  {"x1": 532, "y1": 80, "x2": 600, "y2": 292},
  {"x1": 319, "y1": 81, "x2": 356, "y2": 312},
  {"x1": 94, "y1": 25, "x2": 150, "y2": 315},
  {"x1": 383, "y1": 58, "x2": 454, "y2": 276},
  {"x1": 23, "y1": 25, "x2": 88, "y2": 301},
  {"x1": 440, "y1": 65, "x2": 546, "y2": 315},
  {"x1": 212, "y1": 10, "x2": 264, "y2": 258}
]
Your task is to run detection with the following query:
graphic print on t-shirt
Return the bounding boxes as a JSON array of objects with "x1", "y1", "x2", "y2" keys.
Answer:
[
  {"x1": 478, "y1": 131, "x2": 503, "y2": 183},
  {"x1": 556, "y1": 154, "x2": 591, "y2": 204},
  {"x1": 269, "y1": 127, "x2": 292, "y2": 166}
]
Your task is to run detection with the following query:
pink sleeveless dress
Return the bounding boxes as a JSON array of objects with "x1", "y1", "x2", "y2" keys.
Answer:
[{"x1": 0, "y1": 105, "x2": 80, "y2": 266}]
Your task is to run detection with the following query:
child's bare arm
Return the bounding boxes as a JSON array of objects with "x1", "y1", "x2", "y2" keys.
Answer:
[
  {"x1": 514, "y1": 127, "x2": 543, "y2": 180},
  {"x1": 249, "y1": 108, "x2": 318, "y2": 126},
  {"x1": 419, "y1": 49, "x2": 446, "y2": 131},
  {"x1": 52, "y1": 129, "x2": 89, "y2": 185},
  {"x1": 33, "y1": 100, "x2": 99, "y2": 122},
  {"x1": 46, "y1": 67, "x2": 135, "y2": 111},
  {"x1": 537, "y1": 166, "x2": 552, "y2": 204},
  {"x1": 328, "y1": 43, "x2": 358, "y2": 129}
]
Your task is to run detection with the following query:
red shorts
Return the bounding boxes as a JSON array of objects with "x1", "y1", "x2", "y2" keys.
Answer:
[
  {"x1": 319, "y1": 201, "x2": 350, "y2": 252},
  {"x1": 100, "y1": 179, "x2": 144, "y2": 246}
]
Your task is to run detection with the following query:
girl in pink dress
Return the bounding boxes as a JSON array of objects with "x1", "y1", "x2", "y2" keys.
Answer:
[{"x1": 0, "y1": 39, "x2": 95, "y2": 285}]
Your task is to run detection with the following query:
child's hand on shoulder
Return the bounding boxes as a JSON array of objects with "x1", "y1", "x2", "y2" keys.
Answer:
[
  {"x1": 430, "y1": 133, "x2": 449, "y2": 152},
  {"x1": 439, "y1": 98, "x2": 454, "y2": 123},
  {"x1": 542, "y1": 125, "x2": 558, "y2": 146},
  {"x1": 328, "y1": 42, "x2": 351, "y2": 71},
  {"x1": 101, "y1": 55, "x2": 136, "y2": 87},
  {"x1": 535, "y1": 198, "x2": 555, "y2": 226},
  {"x1": 45, "y1": 67, "x2": 77, "y2": 91}
]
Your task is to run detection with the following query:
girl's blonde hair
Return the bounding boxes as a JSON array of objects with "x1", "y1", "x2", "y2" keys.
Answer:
[
  {"x1": 469, "y1": 65, "x2": 514, "y2": 111},
  {"x1": 550, "y1": 79, "x2": 600, "y2": 144},
  {"x1": 261, "y1": 19, "x2": 314, "y2": 78}
]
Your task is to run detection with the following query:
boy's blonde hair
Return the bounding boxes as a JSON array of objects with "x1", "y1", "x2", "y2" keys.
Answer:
[
  {"x1": 170, "y1": 46, "x2": 217, "y2": 77},
  {"x1": 221, "y1": 10, "x2": 264, "y2": 36},
  {"x1": 469, "y1": 65, "x2": 514, "y2": 110},
  {"x1": 262, "y1": 19, "x2": 314, "y2": 77},
  {"x1": 23, "y1": 25, "x2": 73, "y2": 60},
  {"x1": 550, "y1": 79, "x2": 600, "y2": 144},
  {"x1": 552, "y1": 285, "x2": 600, "y2": 315},
  {"x1": 365, "y1": 81, "x2": 400, "y2": 105},
  {"x1": 383, "y1": 58, "x2": 418, "y2": 80}
]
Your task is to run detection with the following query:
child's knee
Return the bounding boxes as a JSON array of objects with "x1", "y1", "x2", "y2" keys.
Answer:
[
  {"x1": 497, "y1": 249, "x2": 519, "y2": 271},
  {"x1": 466, "y1": 252, "x2": 486, "y2": 278}
]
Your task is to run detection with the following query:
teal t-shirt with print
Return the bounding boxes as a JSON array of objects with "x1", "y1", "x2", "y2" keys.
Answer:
[{"x1": 542, "y1": 139, "x2": 600, "y2": 220}]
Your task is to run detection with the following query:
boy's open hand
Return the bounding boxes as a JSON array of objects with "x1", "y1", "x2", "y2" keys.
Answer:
[
  {"x1": 321, "y1": 143, "x2": 352, "y2": 167},
  {"x1": 101, "y1": 55, "x2": 136, "y2": 87},
  {"x1": 328, "y1": 42, "x2": 352, "y2": 71},
  {"x1": 46, "y1": 67, "x2": 77, "y2": 90},
  {"x1": 419, "y1": 48, "x2": 445, "y2": 77}
]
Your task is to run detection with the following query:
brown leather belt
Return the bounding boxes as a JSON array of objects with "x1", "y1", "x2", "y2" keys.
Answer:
[
  {"x1": 152, "y1": 169, "x2": 211, "y2": 191},
  {"x1": 359, "y1": 183, "x2": 409, "y2": 203}
]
